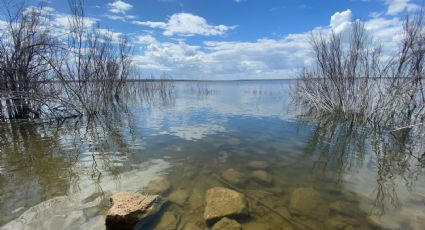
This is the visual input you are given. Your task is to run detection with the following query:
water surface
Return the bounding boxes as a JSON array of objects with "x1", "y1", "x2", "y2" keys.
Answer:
[{"x1": 0, "y1": 80, "x2": 424, "y2": 229}]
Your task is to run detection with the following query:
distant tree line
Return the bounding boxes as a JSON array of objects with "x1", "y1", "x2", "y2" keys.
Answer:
[
  {"x1": 0, "y1": 0, "x2": 133, "y2": 120},
  {"x1": 294, "y1": 10, "x2": 425, "y2": 130}
]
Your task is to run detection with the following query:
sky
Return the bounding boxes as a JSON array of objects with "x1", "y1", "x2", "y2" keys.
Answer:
[{"x1": 5, "y1": 0, "x2": 424, "y2": 79}]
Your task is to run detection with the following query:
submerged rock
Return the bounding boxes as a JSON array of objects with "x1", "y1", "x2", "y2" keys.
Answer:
[
  {"x1": 289, "y1": 187, "x2": 329, "y2": 221},
  {"x1": 105, "y1": 192, "x2": 163, "y2": 230},
  {"x1": 222, "y1": 168, "x2": 246, "y2": 185},
  {"x1": 212, "y1": 217, "x2": 242, "y2": 230},
  {"x1": 169, "y1": 189, "x2": 189, "y2": 206},
  {"x1": 154, "y1": 211, "x2": 178, "y2": 230},
  {"x1": 203, "y1": 187, "x2": 250, "y2": 225},
  {"x1": 248, "y1": 160, "x2": 269, "y2": 170},
  {"x1": 251, "y1": 170, "x2": 273, "y2": 186},
  {"x1": 146, "y1": 176, "x2": 171, "y2": 194}
]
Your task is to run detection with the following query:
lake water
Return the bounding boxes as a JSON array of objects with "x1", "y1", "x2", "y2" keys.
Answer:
[{"x1": 0, "y1": 80, "x2": 424, "y2": 230}]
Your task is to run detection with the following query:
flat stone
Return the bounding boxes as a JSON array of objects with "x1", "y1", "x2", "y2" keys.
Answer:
[
  {"x1": 169, "y1": 189, "x2": 189, "y2": 206},
  {"x1": 222, "y1": 168, "x2": 246, "y2": 185},
  {"x1": 251, "y1": 170, "x2": 273, "y2": 186},
  {"x1": 155, "y1": 211, "x2": 177, "y2": 230},
  {"x1": 105, "y1": 192, "x2": 163, "y2": 230},
  {"x1": 146, "y1": 176, "x2": 171, "y2": 194},
  {"x1": 212, "y1": 217, "x2": 242, "y2": 230},
  {"x1": 248, "y1": 160, "x2": 269, "y2": 170},
  {"x1": 203, "y1": 187, "x2": 250, "y2": 225},
  {"x1": 289, "y1": 187, "x2": 329, "y2": 221}
]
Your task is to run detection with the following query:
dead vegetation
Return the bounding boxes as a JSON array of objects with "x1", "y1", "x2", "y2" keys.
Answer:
[
  {"x1": 0, "y1": 0, "x2": 137, "y2": 120},
  {"x1": 294, "y1": 11, "x2": 425, "y2": 130}
]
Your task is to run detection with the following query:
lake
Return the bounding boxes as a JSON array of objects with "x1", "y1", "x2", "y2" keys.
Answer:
[{"x1": 0, "y1": 80, "x2": 424, "y2": 230}]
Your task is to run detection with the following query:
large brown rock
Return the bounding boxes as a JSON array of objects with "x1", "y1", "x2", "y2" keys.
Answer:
[
  {"x1": 203, "y1": 187, "x2": 250, "y2": 225},
  {"x1": 105, "y1": 192, "x2": 163, "y2": 230},
  {"x1": 289, "y1": 187, "x2": 329, "y2": 221}
]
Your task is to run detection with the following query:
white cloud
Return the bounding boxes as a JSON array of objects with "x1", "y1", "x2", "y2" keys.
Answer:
[
  {"x1": 384, "y1": 0, "x2": 419, "y2": 15},
  {"x1": 136, "y1": 35, "x2": 158, "y2": 44},
  {"x1": 330, "y1": 9, "x2": 352, "y2": 33},
  {"x1": 105, "y1": 13, "x2": 137, "y2": 21},
  {"x1": 131, "y1": 8, "x2": 410, "y2": 80},
  {"x1": 53, "y1": 14, "x2": 97, "y2": 31},
  {"x1": 108, "y1": 0, "x2": 133, "y2": 14},
  {"x1": 133, "y1": 13, "x2": 235, "y2": 36},
  {"x1": 133, "y1": 33, "x2": 313, "y2": 79}
]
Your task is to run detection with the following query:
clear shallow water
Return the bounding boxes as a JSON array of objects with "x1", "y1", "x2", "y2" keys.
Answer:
[{"x1": 0, "y1": 80, "x2": 424, "y2": 229}]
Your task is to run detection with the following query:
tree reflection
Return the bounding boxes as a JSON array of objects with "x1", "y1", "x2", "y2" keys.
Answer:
[
  {"x1": 300, "y1": 114, "x2": 425, "y2": 214},
  {"x1": 0, "y1": 82, "x2": 176, "y2": 226}
]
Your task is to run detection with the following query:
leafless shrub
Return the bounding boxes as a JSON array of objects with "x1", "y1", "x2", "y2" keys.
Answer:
[
  {"x1": 0, "y1": 1, "x2": 57, "y2": 119},
  {"x1": 0, "y1": 0, "x2": 135, "y2": 120},
  {"x1": 49, "y1": 0, "x2": 133, "y2": 118},
  {"x1": 294, "y1": 21, "x2": 381, "y2": 120},
  {"x1": 294, "y1": 12, "x2": 425, "y2": 130}
]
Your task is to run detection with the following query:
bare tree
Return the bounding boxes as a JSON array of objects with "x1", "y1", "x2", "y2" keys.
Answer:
[
  {"x1": 294, "y1": 11, "x2": 425, "y2": 130},
  {"x1": 50, "y1": 0, "x2": 134, "y2": 118},
  {"x1": 0, "y1": 0, "x2": 57, "y2": 119}
]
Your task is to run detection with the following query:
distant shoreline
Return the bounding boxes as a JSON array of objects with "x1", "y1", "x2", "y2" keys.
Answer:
[{"x1": 33, "y1": 77, "x2": 424, "y2": 83}]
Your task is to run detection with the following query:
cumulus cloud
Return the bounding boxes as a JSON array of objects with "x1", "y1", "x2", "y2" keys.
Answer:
[
  {"x1": 133, "y1": 33, "x2": 313, "y2": 79},
  {"x1": 133, "y1": 13, "x2": 235, "y2": 36},
  {"x1": 330, "y1": 9, "x2": 352, "y2": 33},
  {"x1": 384, "y1": 0, "x2": 419, "y2": 15},
  {"x1": 53, "y1": 14, "x2": 97, "y2": 31},
  {"x1": 108, "y1": 0, "x2": 133, "y2": 14},
  {"x1": 132, "y1": 8, "x2": 410, "y2": 80}
]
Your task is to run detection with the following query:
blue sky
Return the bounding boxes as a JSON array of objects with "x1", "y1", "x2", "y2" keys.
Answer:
[{"x1": 18, "y1": 0, "x2": 424, "y2": 79}]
